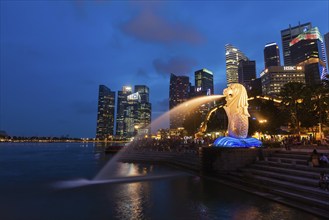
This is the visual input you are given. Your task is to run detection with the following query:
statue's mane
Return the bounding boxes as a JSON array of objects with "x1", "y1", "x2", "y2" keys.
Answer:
[{"x1": 226, "y1": 84, "x2": 250, "y2": 117}]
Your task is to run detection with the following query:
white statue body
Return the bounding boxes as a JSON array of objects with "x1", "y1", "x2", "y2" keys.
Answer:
[{"x1": 223, "y1": 83, "x2": 250, "y2": 139}]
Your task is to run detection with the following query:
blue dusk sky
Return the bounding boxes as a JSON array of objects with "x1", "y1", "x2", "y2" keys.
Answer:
[{"x1": 0, "y1": 1, "x2": 328, "y2": 138}]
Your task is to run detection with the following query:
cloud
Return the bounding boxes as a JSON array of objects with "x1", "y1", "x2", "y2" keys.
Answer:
[
  {"x1": 132, "y1": 68, "x2": 152, "y2": 84},
  {"x1": 153, "y1": 56, "x2": 197, "y2": 76},
  {"x1": 120, "y1": 8, "x2": 205, "y2": 45},
  {"x1": 135, "y1": 68, "x2": 150, "y2": 79}
]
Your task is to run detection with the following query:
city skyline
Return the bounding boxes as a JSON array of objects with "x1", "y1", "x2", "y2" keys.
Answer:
[{"x1": 1, "y1": 1, "x2": 328, "y2": 137}]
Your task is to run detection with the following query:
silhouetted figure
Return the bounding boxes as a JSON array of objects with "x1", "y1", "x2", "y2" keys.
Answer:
[
  {"x1": 319, "y1": 172, "x2": 329, "y2": 191},
  {"x1": 319, "y1": 154, "x2": 329, "y2": 167},
  {"x1": 310, "y1": 149, "x2": 320, "y2": 167}
]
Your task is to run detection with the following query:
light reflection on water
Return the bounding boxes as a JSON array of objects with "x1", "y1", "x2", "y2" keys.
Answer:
[
  {"x1": 94, "y1": 94, "x2": 225, "y2": 181},
  {"x1": 0, "y1": 143, "x2": 321, "y2": 220},
  {"x1": 113, "y1": 182, "x2": 146, "y2": 220}
]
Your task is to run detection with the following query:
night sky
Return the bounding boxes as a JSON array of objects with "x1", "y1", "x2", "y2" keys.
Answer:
[{"x1": 1, "y1": 1, "x2": 328, "y2": 138}]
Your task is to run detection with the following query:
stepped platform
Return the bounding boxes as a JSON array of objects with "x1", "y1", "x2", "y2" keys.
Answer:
[
  {"x1": 115, "y1": 146, "x2": 329, "y2": 218},
  {"x1": 213, "y1": 149, "x2": 329, "y2": 219}
]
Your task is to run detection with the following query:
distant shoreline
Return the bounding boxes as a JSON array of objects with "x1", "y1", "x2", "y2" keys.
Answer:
[{"x1": 0, "y1": 140, "x2": 129, "y2": 143}]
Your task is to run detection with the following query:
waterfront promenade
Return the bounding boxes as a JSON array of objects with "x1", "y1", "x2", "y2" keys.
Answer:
[{"x1": 119, "y1": 143, "x2": 329, "y2": 219}]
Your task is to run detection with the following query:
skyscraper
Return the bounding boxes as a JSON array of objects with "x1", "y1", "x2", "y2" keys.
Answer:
[
  {"x1": 124, "y1": 92, "x2": 141, "y2": 137},
  {"x1": 116, "y1": 85, "x2": 152, "y2": 138},
  {"x1": 96, "y1": 85, "x2": 115, "y2": 140},
  {"x1": 289, "y1": 27, "x2": 327, "y2": 85},
  {"x1": 194, "y1": 68, "x2": 214, "y2": 96},
  {"x1": 225, "y1": 44, "x2": 248, "y2": 85},
  {"x1": 135, "y1": 85, "x2": 149, "y2": 103},
  {"x1": 281, "y1": 22, "x2": 312, "y2": 66},
  {"x1": 238, "y1": 60, "x2": 256, "y2": 90},
  {"x1": 324, "y1": 32, "x2": 329, "y2": 70},
  {"x1": 264, "y1": 42, "x2": 281, "y2": 68},
  {"x1": 260, "y1": 66, "x2": 305, "y2": 96},
  {"x1": 169, "y1": 73, "x2": 190, "y2": 129},
  {"x1": 249, "y1": 78, "x2": 262, "y2": 96},
  {"x1": 134, "y1": 85, "x2": 152, "y2": 135},
  {"x1": 116, "y1": 86, "x2": 132, "y2": 137}
]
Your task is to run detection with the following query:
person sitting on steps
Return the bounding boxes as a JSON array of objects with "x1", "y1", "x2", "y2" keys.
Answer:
[
  {"x1": 319, "y1": 154, "x2": 329, "y2": 167},
  {"x1": 310, "y1": 149, "x2": 320, "y2": 167},
  {"x1": 318, "y1": 172, "x2": 329, "y2": 191}
]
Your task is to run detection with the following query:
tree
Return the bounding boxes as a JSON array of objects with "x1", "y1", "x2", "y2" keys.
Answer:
[
  {"x1": 248, "y1": 99, "x2": 287, "y2": 135},
  {"x1": 182, "y1": 109, "x2": 203, "y2": 136},
  {"x1": 279, "y1": 77, "x2": 329, "y2": 136},
  {"x1": 307, "y1": 77, "x2": 329, "y2": 130},
  {"x1": 279, "y1": 82, "x2": 307, "y2": 134}
]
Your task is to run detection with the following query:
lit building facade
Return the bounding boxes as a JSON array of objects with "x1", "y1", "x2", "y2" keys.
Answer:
[
  {"x1": 116, "y1": 86, "x2": 132, "y2": 137},
  {"x1": 135, "y1": 85, "x2": 149, "y2": 102},
  {"x1": 96, "y1": 85, "x2": 115, "y2": 140},
  {"x1": 116, "y1": 85, "x2": 151, "y2": 138},
  {"x1": 194, "y1": 68, "x2": 216, "y2": 122},
  {"x1": 238, "y1": 60, "x2": 256, "y2": 90},
  {"x1": 169, "y1": 73, "x2": 191, "y2": 129},
  {"x1": 134, "y1": 85, "x2": 151, "y2": 136},
  {"x1": 325, "y1": 32, "x2": 329, "y2": 70},
  {"x1": 225, "y1": 44, "x2": 248, "y2": 85},
  {"x1": 289, "y1": 27, "x2": 327, "y2": 85},
  {"x1": 264, "y1": 42, "x2": 281, "y2": 68},
  {"x1": 281, "y1": 22, "x2": 312, "y2": 66},
  {"x1": 124, "y1": 92, "x2": 141, "y2": 137},
  {"x1": 260, "y1": 66, "x2": 305, "y2": 97},
  {"x1": 194, "y1": 69, "x2": 214, "y2": 96}
]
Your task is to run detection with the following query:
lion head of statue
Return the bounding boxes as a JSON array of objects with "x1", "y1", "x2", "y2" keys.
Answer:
[{"x1": 223, "y1": 83, "x2": 250, "y2": 117}]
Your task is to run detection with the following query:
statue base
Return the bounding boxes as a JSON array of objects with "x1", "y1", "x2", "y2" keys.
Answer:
[{"x1": 213, "y1": 136, "x2": 262, "y2": 148}]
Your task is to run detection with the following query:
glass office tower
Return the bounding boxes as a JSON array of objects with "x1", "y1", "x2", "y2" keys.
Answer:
[
  {"x1": 281, "y1": 22, "x2": 312, "y2": 66},
  {"x1": 225, "y1": 44, "x2": 248, "y2": 85},
  {"x1": 96, "y1": 85, "x2": 115, "y2": 140}
]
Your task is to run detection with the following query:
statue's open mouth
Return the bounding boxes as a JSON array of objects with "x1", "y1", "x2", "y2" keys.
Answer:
[{"x1": 224, "y1": 88, "x2": 233, "y2": 98}]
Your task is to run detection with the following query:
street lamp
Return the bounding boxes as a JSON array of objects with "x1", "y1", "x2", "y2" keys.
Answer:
[
  {"x1": 294, "y1": 99, "x2": 303, "y2": 135},
  {"x1": 258, "y1": 119, "x2": 267, "y2": 140},
  {"x1": 134, "y1": 125, "x2": 139, "y2": 136}
]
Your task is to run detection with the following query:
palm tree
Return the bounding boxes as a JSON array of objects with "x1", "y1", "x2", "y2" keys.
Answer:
[
  {"x1": 312, "y1": 75, "x2": 329, "y2": 134},
  {"x1": 297, "y1": 74, "x2": 329, "y2": 138}
]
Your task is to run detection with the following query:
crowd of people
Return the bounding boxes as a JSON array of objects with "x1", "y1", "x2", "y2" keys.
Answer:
[
  {"x1": 309, "y1": 149, "x2": 329, "y2": 167},
  {"x1": 310, "y1": 149, "x2": 329, "y2": 191},
  {"x1": 127, "y1": 138, "x2": 208, "y2": 154},
  {"x1": 281, "y1": 135, "x2": 329, "y2": 150}
]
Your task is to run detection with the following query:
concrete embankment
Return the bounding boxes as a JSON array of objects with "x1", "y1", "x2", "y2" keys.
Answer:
[
  {"x1": 118, "y1": 146, "x2": 329, "y2": 219},
  {"x1": 119, "y1": 149, "x2": 201, "y2": 173},
  {"x1": 202, "y1": 147, "x2": 329, "y2": 219}
]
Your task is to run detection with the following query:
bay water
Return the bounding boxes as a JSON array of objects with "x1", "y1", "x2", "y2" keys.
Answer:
[{"x1": 0, "y1": 143, "x2": 319, "y2": 220}]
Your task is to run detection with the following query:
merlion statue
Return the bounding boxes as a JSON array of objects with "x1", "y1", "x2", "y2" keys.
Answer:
[
  {"x1": 223, "y1": 83, "x2": 250, "y2": 139},
  {"x1": 213, "y1": 83, "x2": 262, "y2": 147}
]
